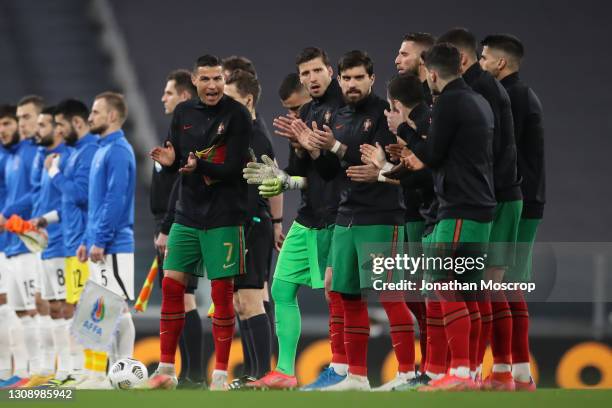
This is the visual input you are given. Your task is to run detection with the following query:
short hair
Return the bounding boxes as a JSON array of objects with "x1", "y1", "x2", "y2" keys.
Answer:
[
  {"x1": 403, "y1": 32, "x2": 436, "y2": 49},
  {"x1": 387, "y1": 74, "x2": 425, "y2": 108},
  {"x1": 296, "y1": 47, "x2": 330, "y2": 68},
  {"x1": 423, "y1": 43, "x2": 462, "y2": 79},
  {"x1": 0, "y1": 104, "x2": 17, "y2": 120},
  {"x1": 193, "y1": 54, "x2": 223, "y2": 72},
  {"x1": 437, "y1": 28, "x2": 477, "y2": 57},
  {"x1": 222, "y1": 56, "x2": 257, "y2": 77},
  {"x1": 17, "y1": 95, "x2": 45, "y2": 111},
  {"x1": 54, "y1": 99, "x2": 89, "y2": 122},
  {"x1": 167, "y1": 69, "x2": 196, "y2": 97},
  {"x1": 95, "y1": 92, "x2": 128, "y2": 122},
  {"x1": 226, "y1": 69, "x2": 261, "y2": 105},
  {"x1": 338, "y1": 50, "x2": 374, "y2": 76},
  {"x1": 278, "y1": 73, "x2": 305, "y2": 101},
  {"x1": 41, "y1": 106, "x2": 56, "y2": 117},
  {"x1": 481, "y1": 34, "x2": 525, "y2": 62}
]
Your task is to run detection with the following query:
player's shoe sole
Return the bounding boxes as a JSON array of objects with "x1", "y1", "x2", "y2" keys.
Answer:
[
  {"x1": 246, "y1": 371, "x2": 298, "y2": 390},
  {"x1": 146, "y1": 374, "x2": 178, "y2": 390},
  {"x1": 321, "y1": 374, "x2": 371, "y2": 391},
  {"x1": 483, "y1": 372, "x2": 516, "y2": 391},
  {"x1": 514, "y1": 377, "x2": 536, "y2": 392},
  {"x1": 419, "y1": 375, "x2": 478, "y2": 392},
  {"x1": 23, "y1": 375, "x2": 54, "y2": 388},
  {"x1": 301, "y1": 367, "x2": 346, "y2": 391}
]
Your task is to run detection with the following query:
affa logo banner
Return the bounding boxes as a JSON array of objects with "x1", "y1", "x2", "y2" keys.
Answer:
[{"x1": 71, "y1": 281, "x2": 125, "y2": 351}]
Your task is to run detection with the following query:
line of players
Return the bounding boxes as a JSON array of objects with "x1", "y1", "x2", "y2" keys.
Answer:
[
  {"x1": 148, "y1": 27, "x2": 544, "y2": 392},
  {"x1": 0, "y1": 93, "x2": 137, "y2": 389}
]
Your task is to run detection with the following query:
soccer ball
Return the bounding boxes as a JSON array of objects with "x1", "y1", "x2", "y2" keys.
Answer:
[{"x1": 108, "y1": 358, "x2": 148, "y2": 390}]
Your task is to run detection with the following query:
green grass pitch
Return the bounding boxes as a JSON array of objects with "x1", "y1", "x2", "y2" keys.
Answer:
[{"x1": 18, "y1": 389, "x2": 612, "y2": 408}]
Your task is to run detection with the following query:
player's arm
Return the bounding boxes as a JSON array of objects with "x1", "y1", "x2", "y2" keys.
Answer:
[
  {"x1": 348, "y1": 116, "x2": 397, "y2": 184},
  {"x1": 50, "y1": 147, "x2": 95, "y2": 206},
  {"x1": 284, "y1": 144, "x2": 309, "y2": 176},
  {"x1": 92, "y1": 147, "x2": 133, "y2": 250},
  {"x1": 151, "y1": 108, "x2": 182, "y2": 173},
  {"x1": 194, "y1": 113, "x2": 251, "y2": 180},
  {"x1": 160, "y1": 177, "x2": 179, "y2": 236},
  {"x1": 1, "y1": 148, "x2": 38, "y2": 218},
  {"x1": 408, "y1": 99, "x2": 454, "y2": 168}
]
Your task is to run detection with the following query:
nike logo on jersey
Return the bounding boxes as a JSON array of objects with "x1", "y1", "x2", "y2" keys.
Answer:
[
  {"x1": 335, "y1": 124, "x2": 344, "y2": 130},
  {"x1": 183, "y1": 124, "x2": 193, "y2": 130},
  {"x1": 223, "y1": 262, "x2": 236, "y2": 269}
]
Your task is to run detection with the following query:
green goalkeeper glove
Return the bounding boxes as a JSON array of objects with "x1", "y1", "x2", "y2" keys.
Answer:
[
  {"x1": 243, "y1": 154, "x2": 280, "y2": 184},
  {"x1": 257, "y1": 176, "x2": 305, "y2": 198},
  {"x1": 243, "y1": 154, "x2": 307, "y2": 197}
]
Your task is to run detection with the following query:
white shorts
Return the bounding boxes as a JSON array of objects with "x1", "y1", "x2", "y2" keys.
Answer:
[
  {"x1": 0, "y1": 253, "x2": 9, "y2": 295},
  {"x1": 6, "y1": 253, "x2": 39, "y2": 311},
  {"x1": 40, "y1": 257, "x2": 67, "y2": 300},
  {"x1": 88, "y1": 253, "x2": 134, "y2": 301}
]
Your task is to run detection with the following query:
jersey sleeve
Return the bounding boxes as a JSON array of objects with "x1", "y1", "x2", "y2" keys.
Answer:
[
  {"x1": 93, "y1": 146, "x2": 133, "y2": 249},
  {"x1": 195, "y1": 109, "x2": 251, "y2": 180}
]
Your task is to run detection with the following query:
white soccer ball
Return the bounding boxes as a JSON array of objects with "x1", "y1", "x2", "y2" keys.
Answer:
[{"x1": 108, "y1": 358, "x2": 148, "y2": 390}]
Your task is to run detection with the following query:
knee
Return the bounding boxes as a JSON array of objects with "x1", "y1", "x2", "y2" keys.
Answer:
[
  {"x1": 211, "y1": 278, "x2": 233, "y2": 305},
  {"x1": 238, "y1": 293, "x2": 264, "y2": 318},
  {"x1": 271, "y1": 280, "x2": 296, "y2": 306},
  {"x1": 49, "y1": 301, "x2": 63, "y2": 319},
  {"x1": 184, "y1": 294, "x2": 196, "y2": 312},
  {"x1": 63, "y1": 302, "x2": 75, "y2": 319},
  {"x1": 35, "y1": 297, "x2": 49, "y2": 315},
  {"x1": 164, "y1": 270, "x2": 190, "y2": 286},
  {"x1": 233, "y1": 294, "x2": 242, "y2": 315}
]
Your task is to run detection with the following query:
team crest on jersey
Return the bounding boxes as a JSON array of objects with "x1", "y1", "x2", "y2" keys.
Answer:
[
  {"x1": 362, "y1": 118, "x2": 373, "y2": 132},
  {"x1": 217, "y1": 122, "x2": 225, "y2": 135},
  {"x1": 324, "y1": 110, "x2": 332, "y2": 124}
]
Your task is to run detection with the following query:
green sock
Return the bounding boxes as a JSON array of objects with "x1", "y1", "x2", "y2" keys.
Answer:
[{"x1": 271, "y1": 278, "x2": 301, "y2": 376}]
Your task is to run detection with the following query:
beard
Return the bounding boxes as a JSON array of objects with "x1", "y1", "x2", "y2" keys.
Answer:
[
  {"x1": 343, "y1": 89, "x2": 366, "y2": 105},
  {"x1": 90, "y1": 123, "x2": 108, "y2": 135},
  {"x1": 64, "y1": 128, "x2": 79, "y2": 146},
  {"x1": 1, "y1": 130, "x2": 20, "y2": 148},
  {"x1": 36, "y1": 134, "x2": 54, "y2": 147}
]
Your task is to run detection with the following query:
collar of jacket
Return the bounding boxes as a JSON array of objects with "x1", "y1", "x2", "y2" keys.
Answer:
[
  {"x1": 314, "y1": 78, "x2": 342, "y2": 106},
  {"x1": 500, "y1": 71, "x2": 520, "y2": 87},
  {"x1": 194, "y1": 94, "x2": 227, "y2": 112},
  {"x1": 98, "y1": 129, "x2": 124, "y2": 146}
]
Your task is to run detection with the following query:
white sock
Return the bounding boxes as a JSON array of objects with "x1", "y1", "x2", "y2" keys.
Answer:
[
  {"x1": 21, "y1": 315, "x2": 42, "y2": 376},
  {"x1": 512, "y1": 362, "x2": 531, "y2": 382},
  {"x1": 7, "y1": 310, "x2": 28, "y2": 378},
  {"x1": 52, "y1": 318, "x2": 71, "y2": 379},
  {"x1": 453, "y1": 366, "x2": 470, "y2": 379},
  {"x1": 38, "y1": 314, "x2": 56, "y2": 375},
  {"x1": 158, "y1": 362, "x2": 175, "y2": 375},
  {"x1": 115, "y1": 311, "x2": 135, "y2": 360},
  {"x1": 66, "y1": 318, "x2": 84, "y2": 374},
  {"x1": 329, "y1": 362, "x2": 348, "y2": 376},
  {"x1": 0, "y1": 305, "x2": 14, "y2": 375},
  {"x1": 492, "y1": 363, "x2": 512, "y2": 373},
  {"x1": 347, "y1": 372, "x2": 368, "y2": 380},
  {"x1": 398, "y1": 371, "x2": 416, "y2": 379},
  {"x1": 212, "y1": 369, "x2": 228, "y2": 378}
]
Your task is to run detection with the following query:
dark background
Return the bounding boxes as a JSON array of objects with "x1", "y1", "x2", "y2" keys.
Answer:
[
  {"x1": 1, "y1": 0, "x2": 611, "y2": 322},
  {"x1": 111, "y1": 0, "x2": 612, "y2": 242}
]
